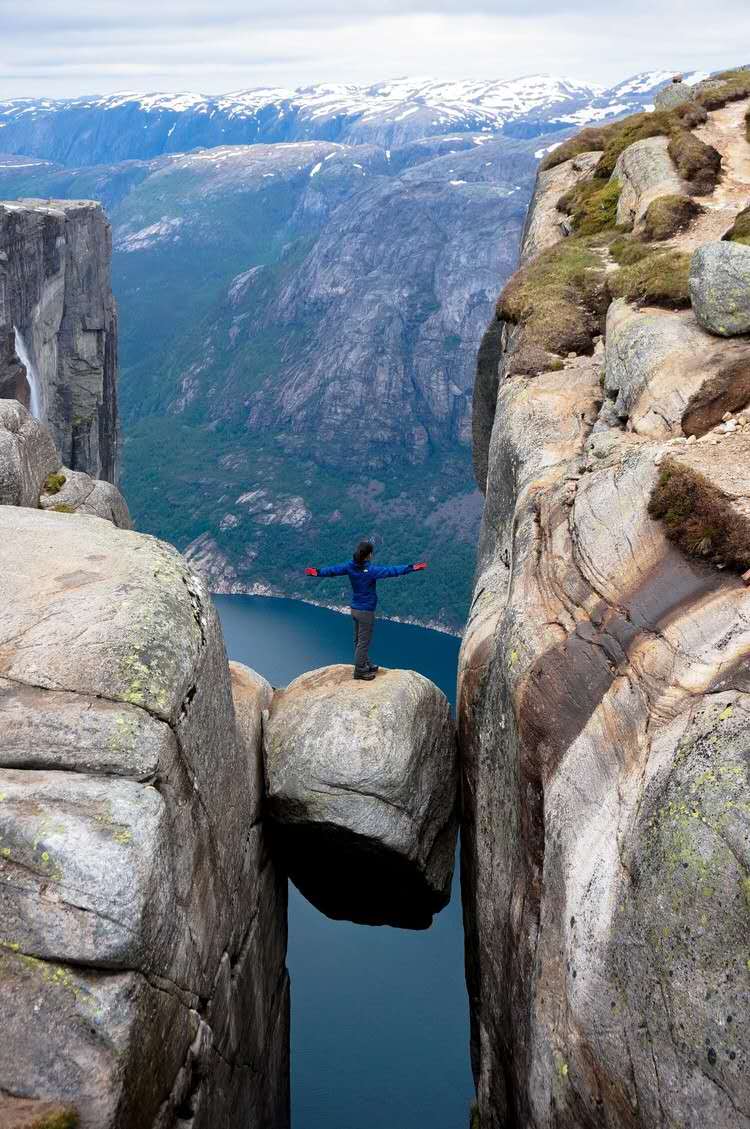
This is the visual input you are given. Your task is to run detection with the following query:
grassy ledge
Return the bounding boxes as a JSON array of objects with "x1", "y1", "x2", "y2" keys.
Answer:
[{"x1": 640, "y1": 194, "x2": 704, "y2": 241}]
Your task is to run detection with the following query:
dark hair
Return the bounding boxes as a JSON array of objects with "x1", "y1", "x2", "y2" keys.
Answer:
[{"x1": 353, "y1": 540, "x2": 374, "y2": 567}]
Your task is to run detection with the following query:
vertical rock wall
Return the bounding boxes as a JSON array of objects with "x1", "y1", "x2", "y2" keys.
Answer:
[
  {"x1": 460, "y1": 95, "x2": 750, "y2": 1129},
  {"x1": 0, "y1": 199, "x2": 120, "y2": 482}
]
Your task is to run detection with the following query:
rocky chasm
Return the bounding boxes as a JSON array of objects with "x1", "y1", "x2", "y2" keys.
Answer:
[
  {"x1": 462, "y1": 68, "x2": 750, "y2": 1128},
  {"x1": 0, "y1": 201, "x2": 460, "y2": 1127},
  {"x1": 5, "y1": 66, "x2": 750, "y2": 1129}
]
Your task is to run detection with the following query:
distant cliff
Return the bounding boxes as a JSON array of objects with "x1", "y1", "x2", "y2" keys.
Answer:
[
  {"x1": 460, "y1": 67, "x2": 750, "y2": 1127},
  {"x1": 0, "y1": 199, "x2": 119, "y2": 482}
]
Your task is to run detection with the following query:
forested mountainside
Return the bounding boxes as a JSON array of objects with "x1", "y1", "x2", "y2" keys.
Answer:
[{"x1": 0, "y1": 71, "x2": 695, "y2": 629}]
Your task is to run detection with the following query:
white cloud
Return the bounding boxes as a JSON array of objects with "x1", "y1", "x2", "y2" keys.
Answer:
[{"x1": 0, "y1": 1, "x2": 747, "y2": 96}]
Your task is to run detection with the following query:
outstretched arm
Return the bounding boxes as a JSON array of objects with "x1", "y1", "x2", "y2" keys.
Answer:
[
  {"x1": 369, "y1": 562, "x2": 428, "y2": 578},
  {"x1": 305, "y1": 562, "x2": 349, "y2": 577}
]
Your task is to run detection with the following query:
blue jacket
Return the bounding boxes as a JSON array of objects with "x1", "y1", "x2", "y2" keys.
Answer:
[{"x1": 315, "y1": 559, "x2": 413, "y2": 611}]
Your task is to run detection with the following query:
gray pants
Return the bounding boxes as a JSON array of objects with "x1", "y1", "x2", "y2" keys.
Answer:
[{"x1": 351, "y1": 609, "x2": 375, "y2": 671}]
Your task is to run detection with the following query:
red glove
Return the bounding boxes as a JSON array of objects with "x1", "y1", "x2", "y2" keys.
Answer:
[
  {"x1": 412, "y1": 562, "x2": 427, "y2": 571},
  {"x1": 305, "y1": 567, "x2": 318, "y2": 576}
]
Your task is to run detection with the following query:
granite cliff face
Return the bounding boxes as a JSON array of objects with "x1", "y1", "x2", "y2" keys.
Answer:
[
  {"x1": 0, "y1": 199, "x2": 290, "y2": 1127},
  {"x1": 0, "y1": 199, "x2": 119, "y2": 482},
  {"x1": 460, "y1": 70, "x2": 750, "y2": 1127}
]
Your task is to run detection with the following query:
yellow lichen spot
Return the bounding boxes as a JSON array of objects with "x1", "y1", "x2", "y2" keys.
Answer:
[
  {"x1": 557, "y1": 1060, "x2": 569, "y2": 1079},
  {"x1": 719, "y1": 706, "x2": 733, "y2": 721},
  {"x1": 740, "y1": 877, "x2": 750, "y2": 910},
  {"x1": 0, "y1": 792, "x2": 6, "y2": 801},
  {"x1": 113, "y1": 828, "x2": 132, "y2": 845},
  {"x1": 508, "y1": 650, "x2": 519, "y2": 668},
  {"x1": 2, "y1": 848, "x2": 10, "y2": 858},
  {"x1": 41, "y1": 851, "x2": 50, "y2": 863}
]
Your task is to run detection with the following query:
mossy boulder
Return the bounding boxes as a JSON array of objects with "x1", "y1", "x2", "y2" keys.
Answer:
[
  {"x1": 723, "y1": 205, "x2": 750, "y2": 247},
  {"x1": 690, "y1": 241, "x2": 750, "y2": 336},
  {"x1": 498, "y1": 238, "x2": 609, "y2": 358},
  {"x1": 640, "y1": 194, "x2": 703, "y2": 241},
  {"x1": 0, "y1": 399, "x2": 60, "y2": 508}
]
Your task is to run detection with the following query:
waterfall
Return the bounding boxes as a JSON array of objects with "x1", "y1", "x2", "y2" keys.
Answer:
[{"x1": 13, "y1": 326, "x2": 44, "y2": 420}]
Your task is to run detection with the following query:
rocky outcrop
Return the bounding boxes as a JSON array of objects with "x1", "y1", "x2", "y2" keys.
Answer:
[
  {"x1": 689, "y1": 240, "x2": 750, "y2": 336},
  {"x1": 461, "y1": 77, "x2": 750, "y2": 1129},
  {"x1": 264, "y1": 665, "x2": 458, "y2": 929},
  {"x1": 0, "y1": 506, "x2": 289, "y2": 1128},
  {"x1": 0, "y1": 200, "x2": 119, "y2": 483},
  {"x1": 0, "y1": 398, "x2": 58, "y2": 506},
  {"x1": 0, "y1": 398, "x2": 131, "y2": 527},
  {"x1": 39, "y1": 466, "x2": 132, "y2": 527},
  {"x1": 612, "y1": 136, "x2": 686, "y2": 229},
  {"x1": 604, "y1": 300, "x2": 750, "y2": 437}
]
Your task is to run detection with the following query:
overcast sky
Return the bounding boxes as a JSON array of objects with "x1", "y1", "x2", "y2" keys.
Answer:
[{"x1": 0, "y1": 0, "x2": 748, "y2": 97}]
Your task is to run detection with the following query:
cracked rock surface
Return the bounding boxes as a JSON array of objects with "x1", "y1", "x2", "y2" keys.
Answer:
[
  {"x1": 0, "y1": 506, "x2": 289, "y2": 1129},
  {"x1": 264, "y1": 664, "x2": 458, "y2": 929},
  {"x1": 461, "y1": 89, "x2": 750, "y2": 1129}
]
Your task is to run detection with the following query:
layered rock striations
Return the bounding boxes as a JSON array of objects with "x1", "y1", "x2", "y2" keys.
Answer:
[
  {"x1": 0, "y1": 199, "x2": 119, "y2": 483},
  {"x1": 461, "y1": 73, "x2": 750, "y2": 1128},
  {"x1": 0, "y1": 506, "x2": 289, "y2": 1128},
  {"x1": 264, "y1": 665, "x2": 458, "y2": 929}
]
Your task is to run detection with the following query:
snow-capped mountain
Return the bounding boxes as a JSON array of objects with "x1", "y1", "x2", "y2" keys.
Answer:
[{"x1": 0, "y1": 71, "x2": 699, "y2": 167}]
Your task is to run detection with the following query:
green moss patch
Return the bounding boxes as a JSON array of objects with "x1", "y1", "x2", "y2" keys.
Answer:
[
  {"x1": 557, "y1": 177, "x2": 622, "y2": 236},
  {"x1": 51, "y1": 503, "x2": 76, "y2": 514},
  {"x1": 648, "y1": 459, "x2": 750, "y2": 569},
  {"x1": 43, "y1": 471, "x2": 66, "y2": 495},
  {"x1": 641, "y1": 194, "x2": 704, "y2": 241},
  {"x1": 608, "y1": 235, "x2": 658, "y2": 267},
  {"x1": 608, "y1": 249, "x2": 691, "y2": 308},
  {"x1": 498, "y1": 237, "x2": 608, "y2": 357},
  {"x1": 723, "y1": 205, "x2": 750, "y2": 247}
]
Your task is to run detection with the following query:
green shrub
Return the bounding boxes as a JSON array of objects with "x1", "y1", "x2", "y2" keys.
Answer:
[
  {"x1": 557, "y1": 177, "x2": 622, "y2": 236},
  {"x1": 723, "y1": 205, "x2": 750, "y2": 246},
  {"x1": 470, "y1": 1101, "x2": 481, "y2": 1129},
  {"x1": 608, "y1": 250, "x2": 692, "y2": 308},
  {"x1": 649, "y1": 459, "x2": 750, "y2": 569},
  {"x1": 640, "y1": 194, "x2": 704, "y2": 241},
  {"x1": 43, "y1": 471, "x2": 67, "y2": 495},
  {"x1": 498, "y1": 237, "x2": 608, "y2": 357},
  {"x1": 51, "y1": 503, "x2": 76, "y2": 513},
  {"x1": 667, "y1": 129, "x2": 722, "y2": 194},
  {"x1": 693, "y1": 68, "x2": 750, "y2": 111}
]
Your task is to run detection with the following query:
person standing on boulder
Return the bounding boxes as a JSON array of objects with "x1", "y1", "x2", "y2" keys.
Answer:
[{"x1": 305, "y1": 541, "x2": 427, "y2": 680}]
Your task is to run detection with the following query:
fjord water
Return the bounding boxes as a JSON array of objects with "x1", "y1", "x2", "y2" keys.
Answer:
[{"x1": 214, "y1": 594, "x2": 472, "y2": 1129}]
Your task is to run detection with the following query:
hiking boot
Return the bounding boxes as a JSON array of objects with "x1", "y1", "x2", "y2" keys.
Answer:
[
  {"x1": 367, "y1": 664, "x2": 380, "y2": 673},
  {"x1": 353, "y1": 669, "x2": 376, "y2": 681}
]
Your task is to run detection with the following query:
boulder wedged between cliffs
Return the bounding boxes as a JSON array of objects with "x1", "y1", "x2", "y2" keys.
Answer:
[{"x1": 263, "y1": 664, "x2": 459, "y2": 929}]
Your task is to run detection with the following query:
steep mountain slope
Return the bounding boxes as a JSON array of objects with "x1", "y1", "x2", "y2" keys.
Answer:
[
  {"x1": 0, "y1": 73, "x2": 700, "y2": 167},
  {"x1": 0, "y1": 132, "x2": 536, "y2": 628},
  {"x1": 0, "y1": 70, "x2": 705, "y2": 629}
]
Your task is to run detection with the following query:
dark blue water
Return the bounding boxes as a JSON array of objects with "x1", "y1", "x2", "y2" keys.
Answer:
[{"x1": 214, "y1": 594, "x2": 472, "y2": 1129}]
